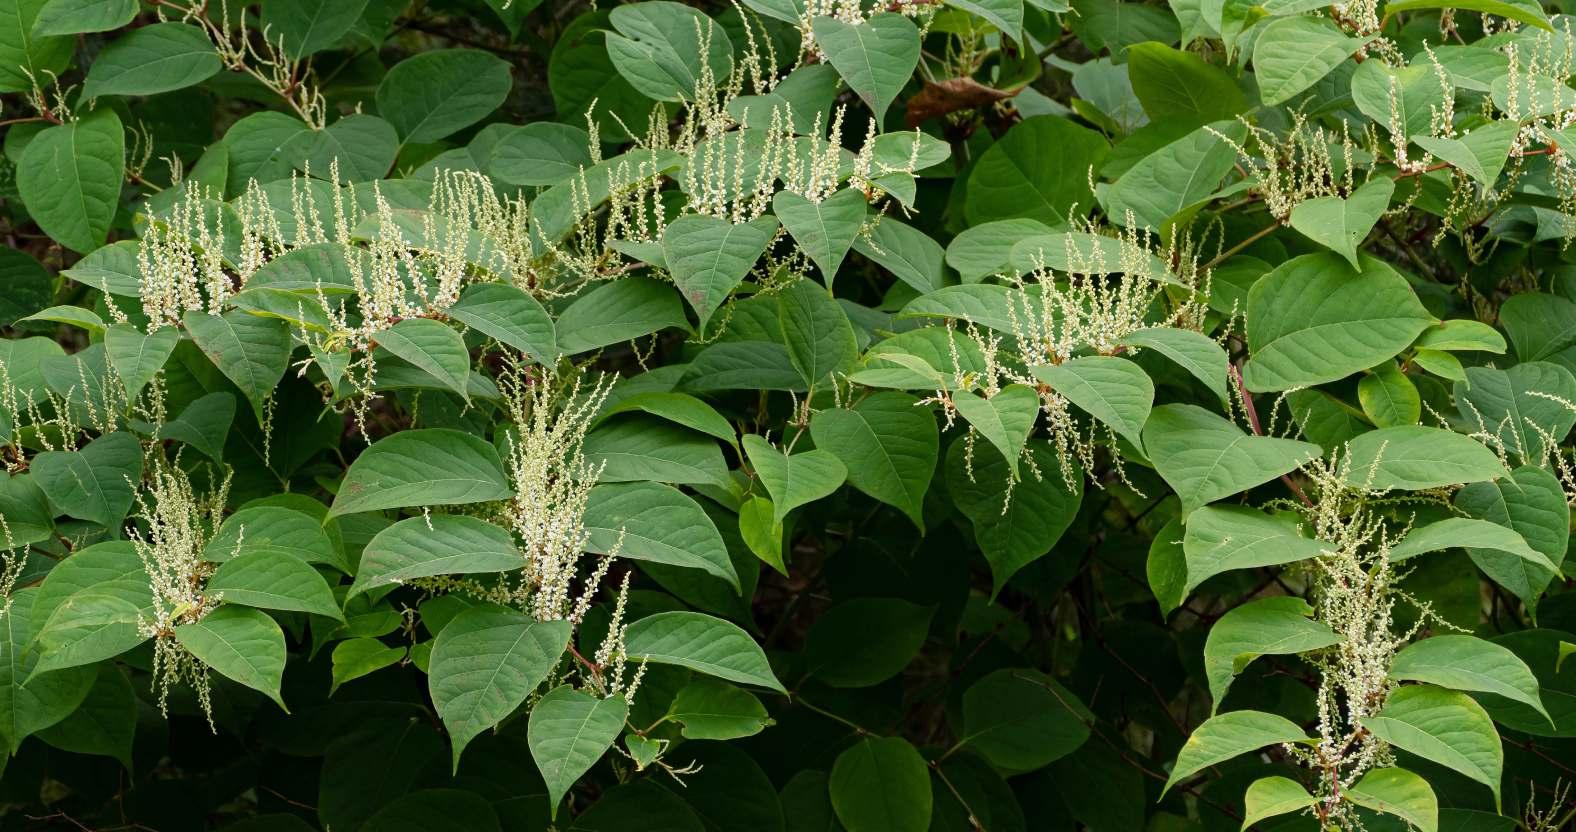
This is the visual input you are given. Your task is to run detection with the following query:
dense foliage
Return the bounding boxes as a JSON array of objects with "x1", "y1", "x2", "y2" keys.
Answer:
[{"x1": 0, "y1": 0, "x2": 1575, "y2": 829}]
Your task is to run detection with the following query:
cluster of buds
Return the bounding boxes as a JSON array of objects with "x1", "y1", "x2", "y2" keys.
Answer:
[
  {"x1": 493, "y1": 361, "x2": 619, "y2": 625},
  {"x1": 1212, "y1": 117, "x2": 1372, "y2": 222},
  {"x1": 164, "y1": 0, "x2": 327, "y2": 128},
  {"x1": 944, "y1": 224, "x2": 1208, "y2": 491},
  {"x1": 1274, "y1": 451, "x2": 1462, "y2": 825},
  {"x1": 132, "y1": 454, "x2": 232, "y2": 728}
]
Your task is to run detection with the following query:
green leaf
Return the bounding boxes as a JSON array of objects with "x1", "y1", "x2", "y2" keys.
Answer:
[
  {"x1": 1414, "y1": 121, "x2": 1519, "y2": 187},
  {"x1": 950, "y1": 384, "x2": 1039, "y2": 478},
  {"x1": 1288, "y1": 178, "x2": 1396, "y2": 269},
  {"x1": 352, "y1": 516, "x2": 521, "y2": 597},
  {"x1": 528, "y1": 686, "x2": 628, "y2": 820},
  {"x1": 1351, "y1": 59, "x2": 1452, "y2": 143},
  {"x1": 207, "y1": 550, "x2": 343, "y2": 620},
  {"x1": 0, "y1": 590, "x2": 94, "y2": 754},
  {"x1": 1183, "y1": 506, "x2": 1329, "y2": 595},
  {"x1": 595, "y1": 392, "x2": 736, "y2": 448},
  {"x1": 22, "y1": 304, "x2": 106, "y2": 333},
  {"x1": 1384, "y1": 0, "x2": 1550, "y2": 31},
  {"x1": 1107, "y1": 120, "x2": 1244, "y2": 232},
  {"x1": 1203, "y1": 597, "x2": 1337, "y2": 710},
  {"x1": 1341, "y1": 426, "x2": 1505, "y2": 491},
  {"x1": 946, "y1": 218, "x2": 1056, "y2": 282},
  {"x1": 965, "y1": 116, "x2": 1107, "y2": 225},
  {"x1": 184, "y1": 310, "x2": 292, "y2": 421},
  {"x1": 803, "y1": 597, "x2": 934, "y2": 688},
  {"x1": 31, "y1": 593, "x2": 146, "y2": 676},
  {"x1": 583, "y1": 482, "x2": 738, "y2": 589},
  {"x1": 1412, "y1": 348, "x2": 1465, "y2": 382},
  {"x1": 811, "y1": 13, "x2": 919, "y2": 124},
  {"x1": 1499, "y1": 293, "x2": 1576, "y2": 363},
  {"x1": 1358, "y1": 360, "x2": 1420, "y2": 428},
  {"x1": 1126, "y1": 41, "x2": 1246, "y2": 123},
  {"x1": 666, "y1": 678, "x2": 773, "y2": 740},
  {"x1": 449, "y1": 283, "x2": 558, "y2": 366},
  {"x1": 32, "y1": 431, "x2": 142, "y2": 531},
  {"x1": 1242, "y1": 776, "x2": 1317, "y2": 830},
  {"x1": 1162, "y1": 710, "x2": 1311, "y2": 795},
  {"x1": 103, "y1": 324, "x2": 180, "y2": 400},
  {"x1": 1455, "y1": 466, "x2": 1570, "y2": 611},
  {"x1": 0, "y1": 247, "x2": 52, "y2": 328},
  {"x1": 584, "y1": 416, "x2": 731, "y2": 488},
  {"x1": 1361, "y1": 685, "x2": 1502, "y2": 804},
  {"x1": 556, "y1": 276, "x2": 689, "y2": 355},
  {"x1": 0, "y1": 0, "x2": 71, "y2": 92},
  {"x1": 946, "y1": 439, "x2": 1083, "y2": 597},
  {"x1": 743, "y1": 434, "x2": 847, "y2": 526},
  {"x1": 329, "y1": 638, "x2": 405, "y2": 695},
  {"x1": 285, "y1": 114, "x2": 398, "y2": 183},
  {"x1": 623, "y1": 610, "x2": 784, "y2": 691},
  {"x1": 1243, "y1": 253, "x2": 1435, "y2": 392},
  {"x1": 1143, "y1": 404, "x2": 1321, "y2": 515},
  {"x1": 946, "y1": 0, "x2": 1025, "y2": 40},
  {"x1": 681, "y1": 341, "x2": 806, "y2": 393},
  {"x1": 736, "y1": 494, "x2": 786, "y2": 576},
  {"x1": 809, "y1": 392, "x2": 938, "y2": 531},
  {"x1": 605, "y1": 2, "x2": 733, "y2": 102},
  {"x1": 1147, "y1": 518, "x2": 1187, "y2": 616},
  {"x1": 222, "y1": 111, "x2": 312, "y2": 194},
  {"x1": 547, "y1": 11, "x2": 654, "y2": 143},
  {"x1": 851, "y1": 217, "x2": 947, "y2": 294},
  {"x1": 1455, "y1": 362, "x2": 1576, "y2": 464},
  {"x1": 1121, "y1": 326, "x2": 1230, "y2": 405},
  {"x1": 432, "y1": 606, "x2": 570, "y2": 769},
  {"x1": 778, "y1": 277, "x2": 858, "y2": 388},
  {"x1": 1251, "y1": 16, "x2": 1365, "y2": 105},
  {"x1": 899, "y1": 283, "x2": 1032, "y2": 333},
  {"x1": 962, "y1": 668, "x2": 1091, "y2": 773},
  {"x1": 60, "y1": 240, "x2": 140, "y2": 296},
  {"x1": 1346, "y1": 768, "x2": 1439, "y2": 832},
  {"x1": 662, "y1": 214, "x2": 779, "y2": 330},
  {"x1": 16, "y1": 108, "x2": 124, "y2": 253},
  {"x1": 260, "y1": 0, "x2": 369, "y2": 58},
  {"x1": 487, "y1": 122, "x2": 591, "y2": 187},
  {"x1": 82, "y1": 22, "x2": 220, "y2": 99},
  {"x1": 374, "y1": 319, "x2": 471, "y2": 402},
  {"x1": 206, "y1": 505, "x2": 344, "y2": 570},
  {"x1": 0, "y1": 471, "x2": 52, "y2": 548},
  {"x1": 737, "y1": 0, "x2": 805, "y2": 24},
  {"x1": 1389, "y1": 516, "x2": 1554, "y2": 571},
  {"x1": 31, "y1": 0, "x2": 135, "y2": 36},
  {"x1": 174, "y1": 605, "x2": 288, "y2": 711},
  {"x1": 158, "y1": 392, "x2": 235, "y2": 462},
  {"x1": 773, "y1": 189, "x2": 867, "y2": 284},
  {"x1": 1391, "y1": 635, "x2": 1548, "y2": 722},
  {"x1": 376, "y1": 49, "x2": 513, "y2": 143},
  {"x1": 830, "y1": 736, "x2": 933, "y2": 832},
  {"x1": 1068, "y1": 0, "x2": 1177, "y2": 52},
  {"x1": 34, "y1": 663, "x2": 136, "y2": 770},
  {"x1": 28, "y1": 543, "x2": 152, "y2": 677},
  {"x1": 1033, "y1": 356, "x2": 1153, "y2": 448},
  {"x1": 329, "y1": 429, "x2": 512, "y2": 518}
]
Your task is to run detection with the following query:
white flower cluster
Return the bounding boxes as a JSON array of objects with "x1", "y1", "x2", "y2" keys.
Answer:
[
  {"x1": 495, "y1": 363, "x2": 619, "y2": 626},
  {"x1": 131, "y1": 454, "x2": 232, "y2": 728},
  {"x1": 1278, "y1": 454, "x2": 1464, "y2": 825}
]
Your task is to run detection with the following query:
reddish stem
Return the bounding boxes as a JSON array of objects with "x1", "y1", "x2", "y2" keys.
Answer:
[{"x1": 1231, "y1": 363, "x2": 1315, "y2": 508}]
